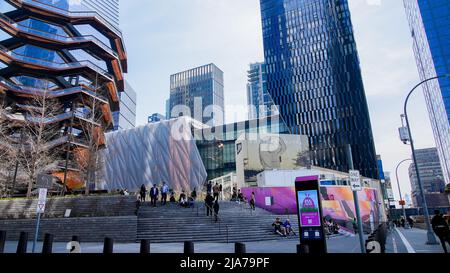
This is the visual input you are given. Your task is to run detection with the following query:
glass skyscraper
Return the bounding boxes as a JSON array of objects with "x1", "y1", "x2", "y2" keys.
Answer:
[
  {"x1": 404, "y1": 0, "x2": 450, "y2": 184},
  {"x1": 260, "y1": 0, "x2": 378, "y2": 178},
  {"x1": 169, "y1": 63, "x2": 225, "y2": 126},
  {"x1": 247, "y1": 62, "x2": 275, "y2": 119},
  {"x1": 113, "y1": 80, "x2": 136, "y2": 130}
]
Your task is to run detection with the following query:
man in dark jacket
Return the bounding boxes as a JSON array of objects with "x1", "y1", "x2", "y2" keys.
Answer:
[
  {"x1": 149, "y1": 184, "x2": 159, "y2": 207},
  {"x1": 205, "y1": 193, "x2": 214, "y2": 216},
  {"x1": 213, "y1": 200, "x2": 220, "y2": 222},
  {"x1": 431, "y1": 210, "x2": 450, "y2": 253}
]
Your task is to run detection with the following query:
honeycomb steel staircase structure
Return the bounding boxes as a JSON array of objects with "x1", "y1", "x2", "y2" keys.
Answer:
[{"x1": 0, "y1": 0, "x2": 127, "y2": 191}]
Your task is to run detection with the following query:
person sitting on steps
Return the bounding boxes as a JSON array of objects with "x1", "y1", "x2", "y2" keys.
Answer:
[{"x1": 272, "y1": 217, "x2": 286, "y2": 237}]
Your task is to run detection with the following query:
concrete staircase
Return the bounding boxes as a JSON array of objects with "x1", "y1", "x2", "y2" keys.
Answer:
[{"x1": 137, "y1": 201, "x2": 299, "y2": 243}]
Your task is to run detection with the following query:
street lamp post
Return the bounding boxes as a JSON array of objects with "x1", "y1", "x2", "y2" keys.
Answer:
[
  {"x1": 395, "y1": 159, "x2": 412, "y2": 229},
  {"x1": 402, "y1": 75, "x2": 449, "y2": 245}
]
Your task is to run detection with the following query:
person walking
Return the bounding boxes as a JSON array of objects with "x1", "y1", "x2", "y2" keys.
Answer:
[
  {"x1": 249, "y1": 192, "x2": 256, "y2": 210},
  {"x1": 149, "y1": 184, "x2": 159, "y2": 207},
  {"x1": 407, "y1": 216, "x2": 415, "y2": 228},
  {"x1": 219, "y1": 184, "x2": 223, "y2": 200},
  {"x1": 213, "y1": 200, "x2": 220, "y2": 222},
  {"x1": 213, "y1": 183, "x2": 220, "y2": 201},
  {"x1": 160, "y1": 182, "x2": 169, "y2": 205},
  {"x1": 205, "y1": 193, "x2": 214, "y2": 217},
  {"x1": 191, "y1": 188, "x2": 197, "y2": 200},
  {"x1": 431, "y1": 210, "x2": 450, "y2": 253},
  {"x1": 140, "y1": 184, "x2": 147, "y2": 203},
  {"x1": 207, "y1": 181, "x2": 213, "y2": 195}
]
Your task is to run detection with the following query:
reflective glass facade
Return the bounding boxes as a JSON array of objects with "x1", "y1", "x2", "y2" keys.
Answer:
[
  {"x1": 169, "y1": 63, "x2": 225, "y2": 126},
  {"x1": 114, "y1": 80, "x2": 137, "y2": 130},
  {"x1": 260, "y1": 0, "x2": 378, "y2": 178},
  {"x1": 194, "y1": 116, "x2": 288, "y2": 180},
  {"x1": 404, "y1": 0, "x2": 450, "y2": 184},
  {"x1": 247, "y1": 62, "x2": 275, "y2": 119}
]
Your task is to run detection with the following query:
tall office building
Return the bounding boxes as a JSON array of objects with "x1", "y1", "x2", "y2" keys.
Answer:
[
  {"x1": 0, "y1": 0, "x2": 127, "y2": 191},
  {"x1": 113, "y1": 80, "x2": 136, "y2": 130},
  {"x1": 260, "y1": 0, "x2": 378, "y2": 178},
  {"x1": 247, "y1": 62, "x2": 274, "y2": 119},
  {"x1": 408, "y1": 148, "x2": 449, "y2": 207},
  {"x1": 404, "y1": 0, "x2": 450, "y2": 184},
  {"x1": 169, "y1": 63, "x2": 224, "y2": 126}
]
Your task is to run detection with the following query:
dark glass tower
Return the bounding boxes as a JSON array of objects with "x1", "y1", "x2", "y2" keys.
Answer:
[{"x1": 260, "y1": 0, "x2": 378, "y2": 178}]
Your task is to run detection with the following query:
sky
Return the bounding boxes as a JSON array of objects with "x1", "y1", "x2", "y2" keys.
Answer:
[{"x1": 120, "y1": 0, "x2": 437, "y2": 205}]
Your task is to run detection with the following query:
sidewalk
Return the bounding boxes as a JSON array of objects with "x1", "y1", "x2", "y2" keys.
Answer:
[
  {"x1": 386, "y1": 227, "x2": 445, "y2": 254},
  {"x1": 3, "y1": 235, "x2": 363, "y2": 253}
]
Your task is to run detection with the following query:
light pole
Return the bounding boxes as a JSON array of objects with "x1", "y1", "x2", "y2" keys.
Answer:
[
  {"x1": 402, "y1": 75, "x2": 449, "y2": 245},
  {"x1": 395, "y1": 159, "x2": 412, "y2": 229}
]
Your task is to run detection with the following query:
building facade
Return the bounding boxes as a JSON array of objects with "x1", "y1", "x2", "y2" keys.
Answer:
[
  {"x1": 148, "y1": 113, "x2": 165, "y2": 124},
  {"x1": 0, "y1": 0, "x2": 127, "y2": 192},
  {"x1": 169, "y1": 63, "x2": 224, "y2": 126},
  {"x1": 194, "y1": 115, "x2": 288, "y2": 181},
  {"x1": 409, "y1": 148, "x2": 449, "y2": 207},
  {"x1": 113, "y1": 80, "x2": 136, "y2": 130},
  {"x1": 247, "y1": 62, "x2": 274, "y2": 119},
  {"x1": 404, "y1": 0, "x2": 450, "y2": 184},
  {"x1": 260, "y1": 0, "x2": 379, "y2": 179}
]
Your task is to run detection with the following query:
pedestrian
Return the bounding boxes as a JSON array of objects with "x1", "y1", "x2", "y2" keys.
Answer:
[
  {"x1": 213, "y1": 200, "x2": 220, "y2": 222},
  {"x1": 160, "y1": 182, "x2": 169, "y2": 205},
  {"x1": 140, "y1": 184, "x2": 147, "y2": 203},
  {"x1": 231, "y1": 187, "x2": 237, "y2": 201},
  {"x1": 250, "y1": 192, "x2": 256, "y2": 210},
  {"x1": 149, "y1": 184, "x2": 159, "y2": 207},
  {"x1": 352, "y1": 218, "x2": 358, "y2": 234},
  {"x1": 191, "y1": 188, "x2": 197, "y2": 200},
  {"x1": 169, "y1": 190, "x2": 176, "y2": 203},
  {"x1": 400, "y1": 217, "x2": 406, "y2": 228},
  {"x1": 219, "y1": 184, "x2": 223, "y2": 200},
  {"x1": 207, "y1": 181, "x2": 213, "y2": 195},
  {"x1": 205, "y1": 193, "x2": 214, "y2": 216},
  {"x1": 213, "y1": 183, "x2": 220, "y2": 201},
  {"x1": 431, "y1": 210, "x2": 450, "y2": 253},
  {"x1": 407, "y1": 216, "x2": 414, "y2": 228}
]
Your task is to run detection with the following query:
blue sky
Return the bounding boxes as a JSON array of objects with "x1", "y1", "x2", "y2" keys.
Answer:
[{"x1": 120, "y1": 0, "x2": 436, "y2": 203}]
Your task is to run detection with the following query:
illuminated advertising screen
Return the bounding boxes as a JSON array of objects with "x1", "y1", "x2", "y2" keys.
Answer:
[{"x1": 297, "y1": 190, "x2": 321, "y2": 227}]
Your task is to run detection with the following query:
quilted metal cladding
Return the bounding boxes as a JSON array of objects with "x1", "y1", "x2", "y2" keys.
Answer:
[{"x1": 103, "y1": 117, "x2": 207, "y2": 192}]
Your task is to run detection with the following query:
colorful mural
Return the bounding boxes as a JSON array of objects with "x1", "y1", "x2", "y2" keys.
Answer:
[{"x1": 241, "y1": 186, "x2": 381, "y2": 231}]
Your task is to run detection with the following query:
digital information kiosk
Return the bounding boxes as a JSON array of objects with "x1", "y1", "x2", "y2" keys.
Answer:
[{"x1": 295, "y1": 176, "x2": 327, "y2": 254}]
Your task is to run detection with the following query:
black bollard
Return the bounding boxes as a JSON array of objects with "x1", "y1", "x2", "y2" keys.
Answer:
[
  {"x1": 0, "y1": 231, "x2": 6, "y2": 254},
  {"x1": 297, "y1": 244, "x2": 309, "y2": 254},
  {"x1": 184, "y1": 241, "x2": 194, "y2": 254},
  {"x1": 42, "y1": 233, "x2": 54, "y2": 254},
  {"x1": 71, "y1": 235, "x2": 79, "y2": 243},
  {"x1": 103, "y1": 237, "x2": 114, "y2": 254},
  {"x1": 17, "y1": 232, "x2": 28, "y2": 254},
  {"x1": 140, "y1": 239, "x2": 150, "y2": 254},
  {"x1": 235, "y1": 243, "x2": 246, "y2": 254}
]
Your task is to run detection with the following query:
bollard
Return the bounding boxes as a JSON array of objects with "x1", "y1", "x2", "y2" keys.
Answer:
[
  {"x1": 184, "y1": 241, "x2": 195, "y2": 254},
  {"x1": 235, "y1": 243, "x2": 246, "y2": 254},
  {"x1": 42, "y1": 233, "x2": 54, "y2": 254},
  {"x1": 103, "y1": 237, "x2": 114, "y2": 254},
  {"x1": 140, "y1": 239, "x2": 150, "y2": 254},
  {"x1": 0, "y1": 231, "x2": 6, "y2": 254},
  {"x1": 17, "y1": 232, "x2": 28, "y2": 254},
  {"x1": 297, "y1": 244, "x2": 309, "y2": 254},
  {"x1": 71, "y1": 235, "x2": 79, "y2": 243}
]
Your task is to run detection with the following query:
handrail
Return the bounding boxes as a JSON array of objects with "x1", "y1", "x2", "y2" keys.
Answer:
[
  {"x1": 0, "y1": 45, "x2": 114, "y2": 81},
  {"x1": 204, "y1": 202, "x2": 229, "y2": 244},
  {"x1": 14, "y1": 0, "x2": 122, "y2": 39},
  {"x1": 0, "y1": 12, "x2": 119, "y2": 60},
  {"x1": 0, "y1": 77, "x2": 109, "y2": 104}
]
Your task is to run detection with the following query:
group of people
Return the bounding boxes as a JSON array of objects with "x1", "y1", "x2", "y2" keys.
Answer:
[
  {"x1": 272, "y1": 217, "x2": 296, "y2": 237},
  {"x1": 325, "y1": 218, "x2": 340, "y2": 235},
  {"x1": 392, "y1": 216, "x2": 415, "y2": 228},
  {"x1": 139, "y1": 183, "x2": 197, "y2": 208},
  {"x1": 231, "y1": 187, "x2": 245, "y2": 203},
  {"x1": 206, "y1": 181, "x2": 222, "y2": 201},
  {"x1": 205, "y1": 192, "x2": 220, "y2": 222}
]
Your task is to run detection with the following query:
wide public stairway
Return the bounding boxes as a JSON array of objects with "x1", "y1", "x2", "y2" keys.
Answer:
[{"x1": 137, "y1": 201, "x2": 299, "y2": 243}]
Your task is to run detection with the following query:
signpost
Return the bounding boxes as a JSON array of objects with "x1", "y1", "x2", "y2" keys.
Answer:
[
  {"x1": 32, "y1": 188, "x2": 47, "y2": 253},
  {"x1": 295, "y1": 176, "x2": 327, "y2": 254}
]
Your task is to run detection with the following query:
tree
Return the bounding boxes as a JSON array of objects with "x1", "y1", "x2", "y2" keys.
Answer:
[
  {"x1": 0, "y1": 102, "x2": 18, "y2": 197},
  {"x1": 16, "y1": 88, "x2": 64, "y2": 197}
]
